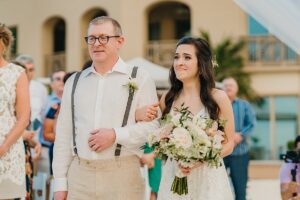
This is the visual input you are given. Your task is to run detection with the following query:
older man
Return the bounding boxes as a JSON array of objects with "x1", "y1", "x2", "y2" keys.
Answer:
[
  {"x1": 222, "y1": 77, "x2": 256, "y2": 200},
  {"x1": 53, "y1": 16, "x2": 159, "y2": 200}
]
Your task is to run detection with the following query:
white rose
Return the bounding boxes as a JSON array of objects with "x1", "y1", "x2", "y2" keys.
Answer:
[
  {"x1": 148, "y1": 133, "x2": 159, "y2": 146},
  {"x1": 128, "y1": 78, "x2": 138, "y2": 91},
  {"x1": 171, "y1": 113, "x2": 181, "y2": 126},
  {"x1": 197, "y1": 128, "x2": 209, "y2": 139},
  {"x1": 198, "y1": 118, "x2": 208, "y2": 130},
  {"x1": 160, "y1": 123, "x2": 173, "y2": 139},
  {"x1": 213, "y1": 133, "x2": 224, "y2": 149},
  {"x1": 172, "y1": 127, "x2": 193, "y2": 149}
]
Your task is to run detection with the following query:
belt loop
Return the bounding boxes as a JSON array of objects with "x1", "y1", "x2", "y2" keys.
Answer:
[{"x1": 115, "y1": 156, "x2": 121, "y2": 167}]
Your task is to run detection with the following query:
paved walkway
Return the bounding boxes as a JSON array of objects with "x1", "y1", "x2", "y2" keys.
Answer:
[{"x1": 247, "y1": 179, "x2": 281, "y2": 200}]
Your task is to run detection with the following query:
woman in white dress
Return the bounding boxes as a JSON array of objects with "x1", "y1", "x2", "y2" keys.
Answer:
[
  {"x1": 0, "y1": 23, "x2": 30, "y2": 199},
  {"x1": 156, "y1": 37, "x2": 235, "y2": 200}
]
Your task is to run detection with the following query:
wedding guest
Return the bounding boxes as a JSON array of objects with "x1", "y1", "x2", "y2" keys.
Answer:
[
  {"x1": 0, "y1": 23, "x2": 30, "y2": 199},
  {"x1": 43, "y1": 70, "x2": 66, "y2": 175},
  {"x1": 16, "y1": 54, "x2": 49, "y2": 175},
  {"x1": 13, "y1": 60, "x2": 42, "y2": 199},
  {"x1": 223, "y1": 77, "x2": 256, "y2": 200},
  {"x1": 280, "y1": 136, "x2": 300, "y2": 200}
]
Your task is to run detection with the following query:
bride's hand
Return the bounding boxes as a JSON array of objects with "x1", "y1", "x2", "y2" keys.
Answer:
[
  {"x1": 178, "y1": 162, "x2": 204, "y2": 176},
  {"x1": 135, "y1": 103, "x2": 159, "y2": 122},
  {"x1": 178, "y1": 164, "x2": 191, "y2": 176}
]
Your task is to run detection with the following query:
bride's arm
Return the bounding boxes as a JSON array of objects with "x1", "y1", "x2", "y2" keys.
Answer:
[
  {"x1": 213, "y1": 89, "x2": 235, "y2": 158},
  {"x1": 135, "y1": 103, "x2": 159, "y2": 122}
]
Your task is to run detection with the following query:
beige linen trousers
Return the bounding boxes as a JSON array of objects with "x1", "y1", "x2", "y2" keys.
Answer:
[{"x1": 67, "y1": 155, "x2": 145, "y2": 200}]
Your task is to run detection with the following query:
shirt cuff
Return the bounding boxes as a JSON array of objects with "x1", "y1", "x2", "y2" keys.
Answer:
[
  {"x1": 54, "y1": 177, "x2": 68, "y2": 192},
  {"x1": 114, "y1": 127, "x2": 129, "y2": 145},
  {"x1": 133, "y1": 149, "x2": 143, "y2": 158}
]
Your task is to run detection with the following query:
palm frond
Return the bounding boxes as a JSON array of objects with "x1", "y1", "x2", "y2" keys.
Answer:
[{"x1": 199, "y1": 30, "x2": 259, "y2": 103}]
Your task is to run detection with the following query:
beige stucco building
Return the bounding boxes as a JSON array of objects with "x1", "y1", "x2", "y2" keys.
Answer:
[
  {"x1": 1, "y1": 0, "x2": 300, "y2": 178},
  {"x1": 1, "y1": 0, "x2": 247, "y2": 75}
]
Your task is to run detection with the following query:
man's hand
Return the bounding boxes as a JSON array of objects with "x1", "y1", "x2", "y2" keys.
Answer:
[
  {"x1": 88, "y1": 128, "x2": 116, "y2": 152},
  {"x1": 54, "y1": 191, "x2": 68, "y2": 200},
  {"x1": 23, "y1": 130, "x2": 36, "y2": 141},
  {"x1": 32, "y1": 142, "x2": 42, "y2": 161},
  {"x1": 234, "y1": 133, "x2": 243, "y2": 145},
  {"x1": 141, "y1": 152, "x2": 155, "y2": 168}
]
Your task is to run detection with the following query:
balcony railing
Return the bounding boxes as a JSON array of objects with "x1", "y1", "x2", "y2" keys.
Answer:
[
  {"x1": 244, "y1": 35, "x2": 300, "y2": 66},
  {"x1": 45, "y1": 52, "x2": 66, "y2": 76},
  {"x1": 145, "y1": 36, "x2": 300, "y2": 67},
  {"x1": 145, "y1": 40, "x2": 177, "y2": 67}
]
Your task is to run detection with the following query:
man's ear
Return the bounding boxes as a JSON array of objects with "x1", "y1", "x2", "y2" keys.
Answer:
[{"x1": 116, "y1": 36, "x2": 125, "y2": 49}]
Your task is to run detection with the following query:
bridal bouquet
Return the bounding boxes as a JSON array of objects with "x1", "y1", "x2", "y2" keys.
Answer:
[{"x1": 148, "y1": 104, "x2": 226, "y2": 195}]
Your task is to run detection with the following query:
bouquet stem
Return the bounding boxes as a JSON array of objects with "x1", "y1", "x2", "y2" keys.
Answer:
[{"x1": 171, "y1": 176, "x2": 188, "y2": 195}]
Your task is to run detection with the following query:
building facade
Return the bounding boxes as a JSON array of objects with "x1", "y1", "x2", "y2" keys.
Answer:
[{"x1": 1, "y1": 0, "x2": 300, "y2": 161}]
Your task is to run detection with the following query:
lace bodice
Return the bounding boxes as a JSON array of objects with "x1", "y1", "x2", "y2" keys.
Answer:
[
  {"x1": 158, "y1": 108, "x2": 233, "y2": 200},
  {"x1": 0, "y1": 63, "x2": 25, "y2": 185}
]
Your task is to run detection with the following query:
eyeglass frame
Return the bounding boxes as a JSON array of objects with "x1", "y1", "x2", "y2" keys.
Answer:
[{"x1": 84, "y1": 35, "x2": 120, "y2": 45}]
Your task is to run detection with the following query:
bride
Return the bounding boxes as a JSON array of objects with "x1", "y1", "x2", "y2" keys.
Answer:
[{"x1": 141, "y1": 37, "x2": 235, "y2": 200}]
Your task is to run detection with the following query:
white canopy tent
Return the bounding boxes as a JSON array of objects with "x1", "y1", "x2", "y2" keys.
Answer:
[
  {"x1": 234, "y1": 0, "x2": 300, "y2": 54},
  {"x1": 127, "y1": 57, "x2": 170, "y2": 89}
]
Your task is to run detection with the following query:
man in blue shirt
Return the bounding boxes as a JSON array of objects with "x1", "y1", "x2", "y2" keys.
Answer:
[
  {"x1": 43, "y1": 70, "x2": 66, "y2": 175},
  {"x1": 223, "y1": 77, "x2": 256, "y2": 200}
]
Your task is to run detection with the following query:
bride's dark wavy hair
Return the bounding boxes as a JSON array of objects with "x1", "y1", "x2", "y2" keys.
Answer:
[{"x1": 162, "y1": 37, "x2": 220, "y2": 120}]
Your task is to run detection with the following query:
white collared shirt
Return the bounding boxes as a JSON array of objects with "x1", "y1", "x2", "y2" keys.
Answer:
[
  {"x1": 29, "y1": 80, "x2": 48, "y2": 123},
  {"x1": 53, "y1": 58, "x2": 160, "y2": 191}
]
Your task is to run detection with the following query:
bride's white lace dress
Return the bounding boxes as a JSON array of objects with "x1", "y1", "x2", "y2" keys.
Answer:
[{"x1": 157, "y1": 109, "x2": 233, "y2": 200}]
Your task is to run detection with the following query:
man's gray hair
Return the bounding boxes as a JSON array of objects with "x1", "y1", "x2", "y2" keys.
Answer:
[
  {"x1": 89, "y1": 16, "x2": 122, "y2": 36},
  {"x1": 15, "y1": 54, "x2": 34, "y2": 65}
]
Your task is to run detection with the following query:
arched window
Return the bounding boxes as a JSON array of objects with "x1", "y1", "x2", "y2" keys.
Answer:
[
  {"x1": 42, "y1": 17, "x2": 66, "y2": 76},
  {"x1": 53, "y1": 19, "x2": 66, "y2": 52},
  {"x1": 148, "y1": 2, "x2": 190, "y2": 40}
]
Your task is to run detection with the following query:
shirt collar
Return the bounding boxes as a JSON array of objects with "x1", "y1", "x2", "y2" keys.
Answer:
[
  {"x1": 82, "y1": 57, "x2": 128, "y2": 77},
  {"x1": 232, "y1": 98, "x2": 239, "y2": 104},
  {"x1": 49, "y1": 92, "x2": 60, "y2": 100}
]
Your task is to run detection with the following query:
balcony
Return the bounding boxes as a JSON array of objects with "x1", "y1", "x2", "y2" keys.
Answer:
[
  {"x1": 244, "y1": 35, "x2": 300, "y2": 66},
  {"x1": 145, "y1": 36, "x2": 300, "y2": 68},
  {"x1": 45, "y1": 52, "x2": 66, "y2": 76},
  {"x1": 145, "y1": 40, "x2": 177, "y2": 68}
]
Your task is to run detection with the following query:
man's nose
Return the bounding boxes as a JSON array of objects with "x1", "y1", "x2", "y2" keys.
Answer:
[{"x1": 94, "y1": 39, "x2": 102, "y2": 46}]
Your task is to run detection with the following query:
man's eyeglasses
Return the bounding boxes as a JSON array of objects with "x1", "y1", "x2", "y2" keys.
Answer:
[{"x1": 84, "y1": 35, "x2": 120, "y2": 45}]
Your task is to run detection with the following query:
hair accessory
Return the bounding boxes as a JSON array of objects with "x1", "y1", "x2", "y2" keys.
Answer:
[{"x1": 212, "y1": 55, "x2": 219, "y2": 68}]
